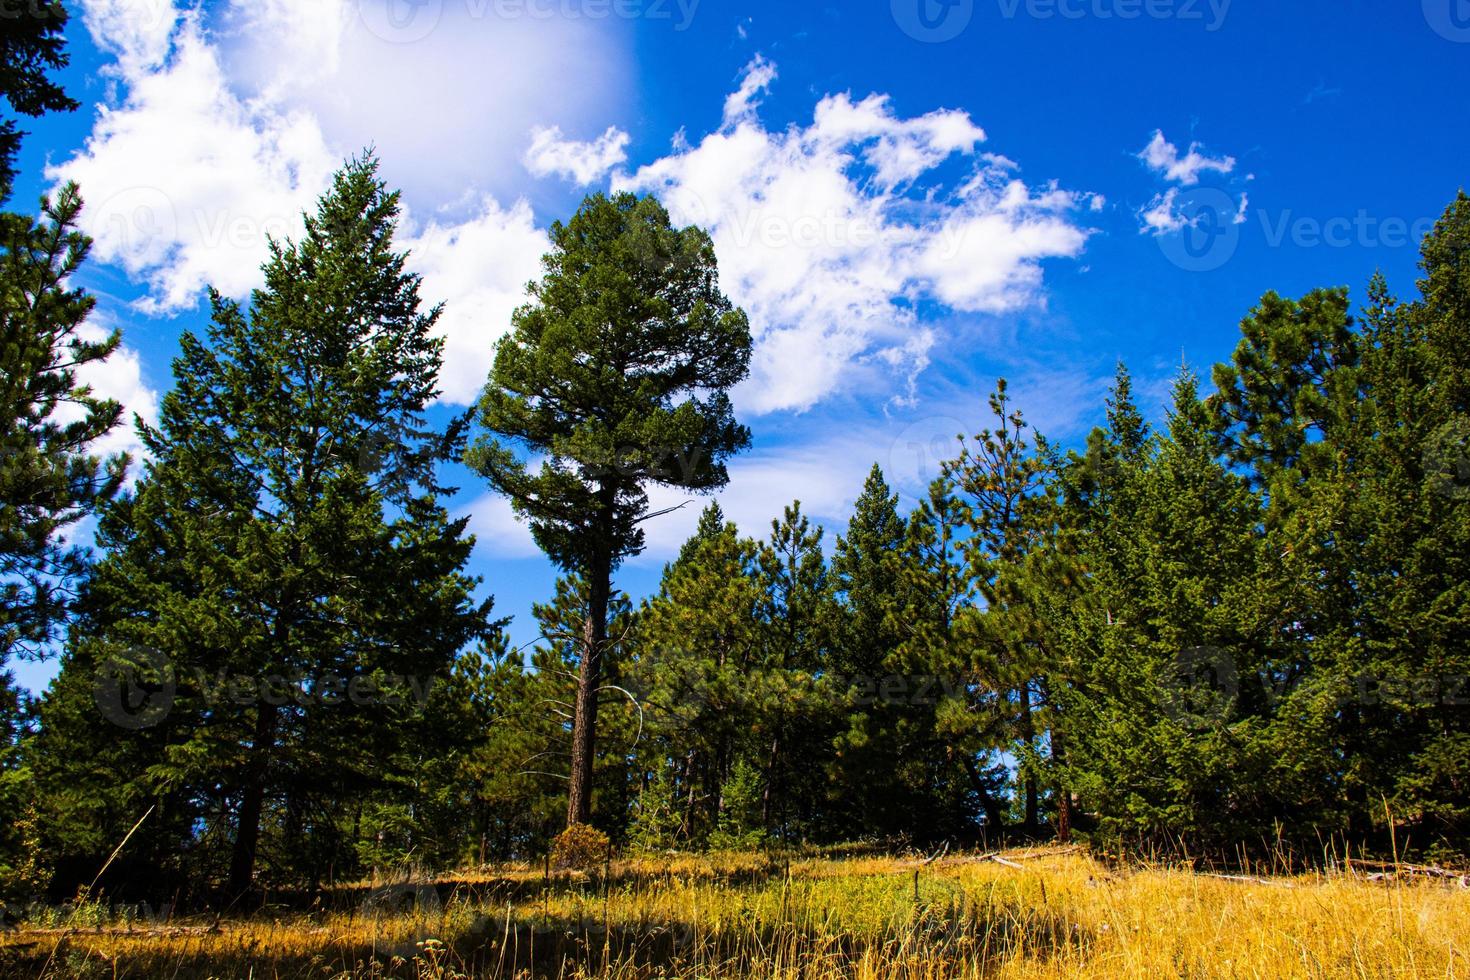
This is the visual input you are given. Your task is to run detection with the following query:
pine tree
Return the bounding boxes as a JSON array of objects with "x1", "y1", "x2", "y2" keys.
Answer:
[
  {"x1": 831, "y1": 465, "x2": 905, "y2": 677},
  {"x1": 631, "y1": 503, "x2": 763, "y2": 843},
  {"x1": 1, "y1": 185, "x2": 126, "y2": 661},
  {"x1": 827, "y1": 466, "x2": 908, "y2": 834},
  {"x1": 754, "y1": 502, "x2": 832, "y2": 837},
  {"x1": 948, "y1": 379, "x2": 1052, "y2": 835},
  {"x1": 31, "y1": 156, "x2": 493, "y2": 897},
  {"x1": 469, "y1": 192, "x2": 752, "y2": 829},
  {"x1": 0, "y1": 0, "x2": 76, "y2": 199},
  {"x1": 892, "y1": 475, "x2": 1002, "y2": 839}
]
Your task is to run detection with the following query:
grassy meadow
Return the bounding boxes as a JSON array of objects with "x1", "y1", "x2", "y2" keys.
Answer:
[{"x1": 4, "y1": 846, "x2": 1467, "y2": 979}]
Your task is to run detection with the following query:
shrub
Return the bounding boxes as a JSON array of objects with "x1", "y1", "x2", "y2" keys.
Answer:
[{"x1": 551, "y1": 823, "x2": 610, "y2": 870}]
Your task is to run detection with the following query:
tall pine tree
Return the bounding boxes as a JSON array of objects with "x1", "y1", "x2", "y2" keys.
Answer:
[{"x1": 469, "y1": 193, "x2": 752, "y2": 829}]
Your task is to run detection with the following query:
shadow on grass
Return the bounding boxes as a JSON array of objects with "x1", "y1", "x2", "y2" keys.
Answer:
[{"x1": 1, "y1": 900, "x2": 1089, "y2": 979}]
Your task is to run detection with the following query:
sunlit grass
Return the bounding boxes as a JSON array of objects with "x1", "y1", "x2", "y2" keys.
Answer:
[{"x1": 5, "y1": 847, "x2": 1466, "y2": 978}]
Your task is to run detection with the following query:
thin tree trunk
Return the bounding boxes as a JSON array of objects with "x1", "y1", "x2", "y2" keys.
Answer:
[
  {"x1": 227, "y1": 700, "x2": 278, "y2": 898},
  {"x1": 1018, "y1": 683, "x2": 1038, "y2": 835},
  {"x1": 962, "y1": 755, "x2": 1007, "y2": 835},
  {"x1": 1052, "y1": 726, "x2": 1070, "y2": 844},
  {"x1": 680, "y1": 749, "x2": 699, "y2": 838},
  {"x1": 566, "y1": 548, "x2": 611, "y2": 828},
  {"x1": 761, "y1": 733, "x2": 780, "y2": 828}
]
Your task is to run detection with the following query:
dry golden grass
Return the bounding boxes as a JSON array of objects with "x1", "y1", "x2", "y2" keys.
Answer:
[{"x1": 4, "y1": 847, "x2": 1466, "y2": 978}]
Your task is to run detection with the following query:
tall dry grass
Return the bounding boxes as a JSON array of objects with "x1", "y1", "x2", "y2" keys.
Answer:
[{"x1": 4, "y1": 847, "x2": 1465, "y2": 978}]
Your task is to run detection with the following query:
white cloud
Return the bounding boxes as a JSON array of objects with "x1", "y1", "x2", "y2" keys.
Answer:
[
  {"x1": 524, "y1": 125, "x2": 631, "y2": 186},
  {"x1": 1140, "y1": 187, "x2": 1187, "y2": 235},
  {"x1": 56, "y1": 17, "x2": 1093, "y2": 422},
  {"x1": 1138, "y1": 130, "x2": 1235, "y2": 186},
  {"x1": 78, "y1": 0, "x2": 180, "y2": 75},
  {"x1": 722, "y1": 54, "x2": 777, "y2": 125},
  {"x1": 52, "y1": 0, "x2": 593, "y2": 407},
  {"x1": 50, "y1": 319, "x2": 160, "y2": 481},
  {"x1": 404, "y1": 198, "x2": 548, "y2": 405},
  {"x1": 217, "y1": 0, "x2": 630, "y2": 203},
  {"x1": 619, "y1": 58, "x2": 1094, "y2": 414},
  {"x1": 49, "y1": 13, "x2": 339, "y2": 313},
  {"x1": 460, "y1": 492, "x2": 542, "y2": 560},
  {"x1": 1135, "y1": 130, "x2": 1250, "y2": 237},
  {"x1": 634, "y1": 438, "x2": 876, "y2": 562}
]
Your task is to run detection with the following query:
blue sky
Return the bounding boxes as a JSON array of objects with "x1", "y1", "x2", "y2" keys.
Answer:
[{"x1": 9, "y1": 0, "x2": 1469, "y2": 690}]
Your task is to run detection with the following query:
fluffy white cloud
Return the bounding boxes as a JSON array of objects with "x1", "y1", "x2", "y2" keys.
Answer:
[
  {"x1": 78, "y1": 0, "x2": 180, "y2": 75},
  {"x1": 48, "y1": 319, "x2": 160, "y2": 481},
  {"x1": 50, "y1": 13, "x2": 338, "y2": 313},
  {"x1": 619, "y1": 59, "x2": 1094, "y2": 414},
  {"x1": 722, "y1": 54, "x2": 778, "y2": 125},
  {"x1": 1135, "y1": 130, "x2": 1250, "y2": 237},
  {"x1": 1138, "y1": 130, "x2": 1235, "y2": 186},
  {"x1": 403, "y1": 198, "x2": 548, "y2": 405},
  {"x1": 217, "y1": 0, "x2": 630, "y2": 203},
  {"x1": 51, "y1": 0, "x2": 591, "y2": 406},
  {"x1": 1140, "y1": 186, "x2": 1187, "y2": 235},
  {"x1": 55, "y1": 13, "x2": 1094, "y2": 421},
  {"x1": 524, "y1": 125, "x2": 631, "y2": 185}
]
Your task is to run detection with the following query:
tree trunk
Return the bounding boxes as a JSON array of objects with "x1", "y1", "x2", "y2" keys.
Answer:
[
  {"x1": 227, "y1": 700, "x2": 278, "y2": 898},
  {"x1": 1052, "y1": 727, "x2": 1070, "y2": 844},
  {"x1": 760, "y1": 733, "x2": 780, "y2": 829},
  {"x1": 566, "y1": 548, "x2": 611, "y2": 828},
  {"x1": 962, "y1": 755, "x2": 1007, "y2": 835},
  {"x1": 1018, "y1": 683, "x2": 1038, "y2": 836}
]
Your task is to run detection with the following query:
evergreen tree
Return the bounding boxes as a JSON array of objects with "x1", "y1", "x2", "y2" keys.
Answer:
[
  {"x1": 948, "y1": 379, "x2": 1051, "y2": 835},
  {"x1": 469, "y1": 192, "x2": 752, "y2": 829},
  {"x1": 0, "y1": 0, "x2": 75, "y2": 199},
  {"x1": 631, "y1": 503, "x2": 764, "y2": 843},
  {"x1": 753, "y1": 502, "x2": 832, "y2": 837},
  {"x1": 1, "y1": 186, "x2": 126, "y2": 661},
  {"x1": 31, "y1": 156, "x2": 493, "y2": 897},
  {"x1": 827, "y1": 466, "x2": 907, "y2": 834},
  {"x1": 891, "y1": 475, "x2": 1002, "y2": 839}
]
